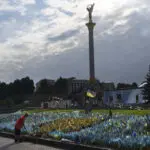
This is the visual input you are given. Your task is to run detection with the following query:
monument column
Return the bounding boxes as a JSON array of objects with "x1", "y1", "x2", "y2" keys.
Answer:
[{"x1": 86, "y1": 4, "x2": 96, "y2": 84}]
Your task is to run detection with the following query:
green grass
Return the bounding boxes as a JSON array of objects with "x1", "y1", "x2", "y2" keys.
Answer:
[
  {"x1": 24, "y1": 109, "x2": 150, "y2": 116},
  {"x1": 93, "y1": 109, "x2": 150, "y2": 115},
  {"x1": 25, "y1": 109, "x2": 76, "y2": 114}
]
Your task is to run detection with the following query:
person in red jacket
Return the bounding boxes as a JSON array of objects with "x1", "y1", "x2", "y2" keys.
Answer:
[{"x1": 14, "y1": 113, "x2": 28, "y2": 142}]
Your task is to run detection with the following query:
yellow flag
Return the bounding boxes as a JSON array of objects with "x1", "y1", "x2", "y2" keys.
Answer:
[{"x1": 86, "y1": 90, "x2": 96, "y2": 98}]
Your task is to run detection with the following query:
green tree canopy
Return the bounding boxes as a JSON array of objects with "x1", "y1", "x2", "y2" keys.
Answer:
[
  {"x1": 0, "y1": 76, "x2": 34, "y2": 105},
  {"x1": 142, "y1": 68, "x2": 150, "y2": 104},
  {"x1": 0, "y1": 82, "x2": 8, "y2": 100},
  {"x1": 36, "y1": 79, "x2": 54, "y2": 94},
  {"x1": 54, "y1": 77, "x2": 68, "y2": 95},
  {"x1": 116, "y1": 82, "x2": 138, "y2": 90}
]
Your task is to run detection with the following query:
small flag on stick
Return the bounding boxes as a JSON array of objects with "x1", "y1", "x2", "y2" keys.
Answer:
[{"x1": 86, "y1": 90, "x2": 96, "y2": 98}]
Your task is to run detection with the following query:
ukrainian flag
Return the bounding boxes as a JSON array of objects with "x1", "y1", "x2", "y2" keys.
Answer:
[{"x1": 86, "y1": 90, "x2": 96, "y2": 98}]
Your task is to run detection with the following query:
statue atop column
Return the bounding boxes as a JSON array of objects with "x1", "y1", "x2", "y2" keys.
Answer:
[
  {"x1": 87, "y1": 3, "x2": 95, "y2": 23},
  {"x1": 85, "y1": 3, "x2": 97, "y2": 113}
]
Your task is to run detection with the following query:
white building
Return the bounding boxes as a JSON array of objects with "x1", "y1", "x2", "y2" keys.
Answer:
[
  {"x1": 103, "y1": 82, "x2": 147, "y2": 105},
  {"x1": 41, "y1": 99, "x2": 72, "y2": 109}
]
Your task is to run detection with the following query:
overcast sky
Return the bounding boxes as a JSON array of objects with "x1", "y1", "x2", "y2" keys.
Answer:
[{"x1": 0, "y1": 0, "x2": 150, "y2": 84}]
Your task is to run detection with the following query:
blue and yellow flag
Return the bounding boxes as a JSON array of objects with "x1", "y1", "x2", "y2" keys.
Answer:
[{"x1": 86, "y1": 90, "x2": 96, "y2": 98}]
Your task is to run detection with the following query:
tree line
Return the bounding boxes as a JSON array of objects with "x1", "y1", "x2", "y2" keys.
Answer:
[
  {"x1": 142, "y1": 67, "x2": 150, "y2": 104},
  {"x1": 0, "y1": 69, "x2": 150, "y2": 106},
  {"x1": 0, "y1": 77, "x2": 69, "y2": 105},
  {"x1": 116, "y1": 82, "x2": 138, "y2": 90},
  {"x1": 36, "y1": 77, "x2": 68, "y2": 95},
  {"x1": 0, "y1": 77, "x2": 34, "y2": 105}
]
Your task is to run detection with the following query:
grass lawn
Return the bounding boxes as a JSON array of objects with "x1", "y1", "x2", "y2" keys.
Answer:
[
  {"x1": 93, "y1": 109, "x2": 150, "y2": 115},
  {"x1": 25, "y1": 108, "x2": 150, "y2": 115}
]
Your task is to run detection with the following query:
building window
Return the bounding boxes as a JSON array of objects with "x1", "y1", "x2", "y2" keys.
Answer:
[
  {"x1": 109, "y1": 96, "x2": 113, "y2": 103},
  {"x1": 136, "y1": 95, "x2": 139, "y2": 103},
  {"x1": 116, "y1": 94, "x2": 122, "y2": 102}
]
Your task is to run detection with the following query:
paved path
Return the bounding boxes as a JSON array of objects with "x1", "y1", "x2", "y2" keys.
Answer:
[{"x1": 0, "y1": 137, "x2": 64, "y2": 150}]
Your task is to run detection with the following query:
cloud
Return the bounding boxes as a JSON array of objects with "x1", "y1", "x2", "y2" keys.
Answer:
[
  {"x1": 0, "y1": 0, "x2": 36, "y2": 15},
  {"x1": 58, "y1": 8, "x2": 75, "y2": 17},
  {"x1": 48, "y1": 29, "x2": 79, "y2": 42},
  {"x1": 0, "y1": 0, "x2": 150, "y2": 84}
]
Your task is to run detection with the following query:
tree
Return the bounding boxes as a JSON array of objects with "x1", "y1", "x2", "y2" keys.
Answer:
[
  {"x1": 0, "y1": 77, "x2": 34, "y2": 105},
  {"x1": 8, "y1": 77, "x2": 34, "y2": 104},
  {"x1": 12, "y1": 79, "x2": 22, "y2": 95},
  {"x1": 142, "y1": 68, "x2": 150, "y2": 104},
  {"x1": 7, "y1": 83, "x2": 13, "y2": 96},
  {"x1": 6, "y1": 98, "x2": 14, "y2": 108},
  {"x1": 132, "y1": 82, "x2": 138, "y2": 88},
  {"x1": 36, "y1": 79, "x2": 54, "y2": 94},
  {"x1": 0, "y1": 82, "x2": 8, "y2": 100},
  {"x1": 21, "y1": 77, "x2": 34, "y2": 94},
  {"x1": 11, "y1": 79, "x2": 24, "y2": 104},
  {"x1": 116, "y1": 83, "x2": 137, "y2": 90},
  {"x1": 11, "y1": 77, "x2": 34, "y2": 95},
  {"x1": 100, "y1": 82, "x2": 115, "y2": 91},
  {"x1": 54, "y1": 77, "x2": 68, "y2": 95}
]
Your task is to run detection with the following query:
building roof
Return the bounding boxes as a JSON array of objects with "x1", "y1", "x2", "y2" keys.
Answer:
[
  {"x1": 101, "y1": 82, "x2": 115, "y2": 90},
  {"x1": 104, "y1": 87, "x2": 140, "y2": 92},
  {"x1": 138, "y1": 82, "x2": 147, "y2": 88}
]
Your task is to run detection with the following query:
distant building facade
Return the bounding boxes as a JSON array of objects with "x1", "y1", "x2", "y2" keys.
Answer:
[
  {"x1": 104, "y1": 88, "x2": 144, "y2": 105},
  {"x1": 68, "y1": 79, "x2": 89, "y2": 94},
  {"x1": 103, "y1": 82, "x2": 146, "y2": 105}
]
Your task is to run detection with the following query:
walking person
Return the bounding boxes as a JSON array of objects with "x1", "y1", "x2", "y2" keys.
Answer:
[{"x1": 14, "y1": 113, "x2": 28, "y2": 143}]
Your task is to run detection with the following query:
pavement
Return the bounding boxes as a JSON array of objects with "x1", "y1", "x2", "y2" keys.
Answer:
[{"x1": 0, "y1": 137, "x2": 64, "y2": 150}]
